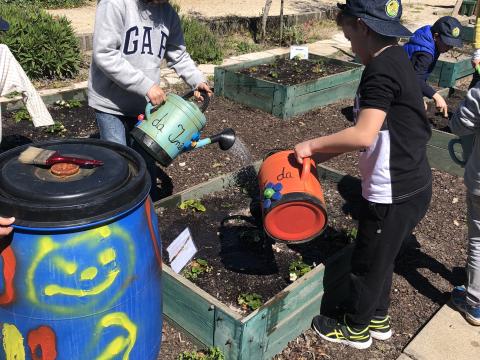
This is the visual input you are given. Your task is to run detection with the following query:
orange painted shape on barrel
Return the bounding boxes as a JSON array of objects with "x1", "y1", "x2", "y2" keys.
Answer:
[
  {"x1": 27, "y1": 325, "x2": 57, "y2": 360},
  {"x1": 0, "y1": 246, "x2": 16, "y2": 305},
  {"x1": 258, "y1": 150, "x2": 327, "y2": 243}
]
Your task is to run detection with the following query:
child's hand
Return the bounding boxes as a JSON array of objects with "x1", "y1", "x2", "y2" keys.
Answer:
[
  {"x1": 432, "y1": 92, "x2": 448, "y2": 118},
  {"x1": 147, "y1": 84, "x2": 167, "y2": 105},
  {"x1": 294, "y1": 141, "x2": 313, "y2": 164},
  {"x1": 194, "y1": 82, "x2": 213, "y2": 101},
  {"x1": 0, "y1": 217, "x2": 14, "y2": 238}
]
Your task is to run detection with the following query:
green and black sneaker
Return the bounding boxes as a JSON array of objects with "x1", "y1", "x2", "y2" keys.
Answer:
[
  {"x1": 312, "y1": 314, "x2": 372, "y2": 350},
  {"x1": 369, "y1": 315, "x2": 392, "y2": 340}
]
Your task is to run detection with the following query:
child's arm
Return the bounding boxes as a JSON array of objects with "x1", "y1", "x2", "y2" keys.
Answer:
[
  {"x1": 294, "y1": 108, "x2": 386, "y2": 163},
  {"x1": 411, "y1": 52, "x2": 448, "y2": 117},
  {"x1": 449, "y1": 85, "x2": 480, "y2": 136},
  {"x1": 0, "y1": 217, "x2": 14, "y2": 238}
]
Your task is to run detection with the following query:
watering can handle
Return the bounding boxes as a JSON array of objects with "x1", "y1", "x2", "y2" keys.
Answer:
[
  {"x1": 448, "y1": 138, "x2": 467, "y2": 166},
  {"x1": 300, "y1": 158, "x2": 311, "y2": 183},
  {"x1": 181, "y1": 89, "x2": 210, "y2": 113}
]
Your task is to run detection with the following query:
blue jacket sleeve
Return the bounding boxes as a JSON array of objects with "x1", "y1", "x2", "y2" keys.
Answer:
[{"x1": 410, "y1": 51, "x2": 436, "y2": 99}]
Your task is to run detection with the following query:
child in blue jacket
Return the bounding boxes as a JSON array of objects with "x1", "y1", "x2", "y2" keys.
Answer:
[{"x1": 404, "y1": 16, "x2": 463, "y2": 117}]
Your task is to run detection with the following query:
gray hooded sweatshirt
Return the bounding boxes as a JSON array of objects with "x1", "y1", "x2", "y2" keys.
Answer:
[
  {"x1": 88, "y1": 0, "x2": 205, "y2": 117},
  {"x1": 450, "y1": 84, "x2": 480, "y2": 195}
]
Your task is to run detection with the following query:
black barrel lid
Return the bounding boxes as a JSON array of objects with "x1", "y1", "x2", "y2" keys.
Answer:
[{"x1": 0, "y1": 139, "x2": 150, "y2": 228}]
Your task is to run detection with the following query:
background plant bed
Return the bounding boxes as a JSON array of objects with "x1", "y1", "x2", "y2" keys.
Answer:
[
  {"x1": 214, "y1": 54, "x2": 363, "y2": 119},
  {"x1": 425, "y1": 87, "x2": 467, "y2": 177},
  {"x1": 238, "y1": 57, "x2": 352, "y2": 86},
  {"x1": 156, "y1": 163, "x2": 361, "y2": 359},
  {"x1": 429, "y1": 49, "x2": 475, "y2": 88}
]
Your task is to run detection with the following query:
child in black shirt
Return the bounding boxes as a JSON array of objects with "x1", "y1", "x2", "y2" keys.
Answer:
[{"x1": 294, "y1": 0, "x2": 432, "y2": 350}]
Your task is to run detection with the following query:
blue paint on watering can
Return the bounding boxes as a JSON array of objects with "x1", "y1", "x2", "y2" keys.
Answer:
[{"x1": 0, "y1": 139, "x2": 163, "y2": 359}]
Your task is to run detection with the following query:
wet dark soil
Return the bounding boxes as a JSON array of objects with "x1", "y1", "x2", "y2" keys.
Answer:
[
  {"x1": 426, "y1": 90, "x2": 465, "y2": 132},
  {"x1": 0, "y1": 91, "x2": 469, "y2": 360},
  {"x1": 238, "y1": 57, "x2": 354, "y2": 85}
]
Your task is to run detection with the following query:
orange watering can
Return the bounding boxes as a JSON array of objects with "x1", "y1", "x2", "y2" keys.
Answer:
[{"x1": 258, "y1": 150, "x2": 328, "y2": 243}]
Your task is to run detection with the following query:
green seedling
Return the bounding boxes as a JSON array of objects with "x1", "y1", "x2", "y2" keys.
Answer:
[
  {"x1": 54, "y1": 99, "x2": 82, "y2": 109},
  {"x1": 288, "y1": 258, "x2": 312, "y2": 282},
  {"x1": 177, "y1": 346, "x2": 225, "y2": 360},
  {"x1": 312, "y1": 64, "x2": 323, "y2": 74},
  {"x1": 13, "y1": 108, "x2": 31, "y2": 123},
  {"x1": 237, "y1": 292, "x2": 263, "y2": 311},
  {"x1": 43, "y1": 121, "x2": 66, "y2": 134},
  {"x1": 182, "y1": 258, "x2": 212, "y2": 280},
  {"x1": 269, "y1": 71, "x2": 279, "y2": 79},
  {"x1": 347, "y1": 227, "x2": 358, "y2": 242},
  {"x1": 179, "y1": 199, "x2": 206, "y2": 212}
]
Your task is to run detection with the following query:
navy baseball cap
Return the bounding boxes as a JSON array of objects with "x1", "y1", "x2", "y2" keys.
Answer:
[
  {"x1": 431, "y1": 16, "x2": 463, "y2": 48},
  {"x1": 337, "y1": 0, "x2": 412, "y2": 38},
  {"x1": 0, "y1": 17, "x2": 9, "y2": 31}
]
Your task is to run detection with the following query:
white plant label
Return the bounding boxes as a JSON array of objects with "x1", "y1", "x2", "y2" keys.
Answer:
[
  {"x1": 167, "y1": 227, "x2": 197, "y2": 273},
  {"x1": 290, "y1": 45, "x2": 309, "y2": 60}
]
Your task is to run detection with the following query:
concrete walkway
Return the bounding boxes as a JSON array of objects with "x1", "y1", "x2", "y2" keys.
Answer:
[{"x1": 398, "y1": 304, "x2": 480, "y2": 360}]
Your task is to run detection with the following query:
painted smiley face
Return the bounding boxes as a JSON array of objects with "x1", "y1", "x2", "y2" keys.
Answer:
[{"x1": 26, "y1": 225, "x2": 136, "y2": 315}]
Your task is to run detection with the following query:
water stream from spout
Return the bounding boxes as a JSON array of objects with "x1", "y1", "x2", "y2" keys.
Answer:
[{"x1": 227, "y1": 136, "x2": 254, "y2": 167}]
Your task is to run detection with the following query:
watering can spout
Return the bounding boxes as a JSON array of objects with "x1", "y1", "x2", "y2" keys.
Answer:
[{"x1": 184, "y1": 128, "x2": 236, "y2": 152}]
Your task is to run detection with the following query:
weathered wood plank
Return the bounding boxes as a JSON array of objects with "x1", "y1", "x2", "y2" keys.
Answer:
[
  {"x1": 214, "y1": 307, "x2": 244, "y2": 360},
  {"x1": 292, "y1": 67, "x2": 362, "y2": 96},
  {"x1": 163, "y1": 266, "x2": 241, "y2": 348},
  {"x1": 427, "y1": 145, "x2": 464, "y2": 177},
  {"x1": 291, "y1": 80, "x2": 358, "y2": 116}
]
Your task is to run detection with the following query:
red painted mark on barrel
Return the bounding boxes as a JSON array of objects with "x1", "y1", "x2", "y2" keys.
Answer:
[
  {"x1": 27, "y1": 325, "x2": 57, "y2": 360},
  {"x1": 145, "y1": 198, "x2": 162, "y2": 269},
  {"x1": 0, "y1": 246, "x2": 16, "y2": 305}
]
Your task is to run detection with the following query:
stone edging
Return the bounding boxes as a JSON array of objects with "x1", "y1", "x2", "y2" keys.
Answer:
[{"x1": 0, "y1": 81, "x2": 88, "y2": 112}]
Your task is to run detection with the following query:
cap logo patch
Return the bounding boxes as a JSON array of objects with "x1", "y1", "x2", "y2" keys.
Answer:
[
  {"x1": 385, "y1": 0, "x2": 400, "y2": 18},
  {"x1": 452, "y1": 27, "x2": 460, "y2": 38}
]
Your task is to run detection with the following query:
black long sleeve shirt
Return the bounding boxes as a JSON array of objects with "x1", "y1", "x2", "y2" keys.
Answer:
[{"x1": 410, "y1": 51, "x2": 437, "y2": 99}]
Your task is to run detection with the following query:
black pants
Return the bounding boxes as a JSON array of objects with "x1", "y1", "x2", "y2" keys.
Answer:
[{"x1": 345, "y1": 185, "x2": 432, "y2": 327}]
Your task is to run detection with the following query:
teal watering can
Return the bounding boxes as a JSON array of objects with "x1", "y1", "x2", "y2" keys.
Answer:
[{"x1": 131, "y1": 90, "x2": 235, "y2": 166}]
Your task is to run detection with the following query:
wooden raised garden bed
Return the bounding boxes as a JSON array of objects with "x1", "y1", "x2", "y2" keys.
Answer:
[
  {"x1": 429, "y1": 53, "x2": 474, "y2": 88},
  {"x1": 426, "y1": 87, "x2": 466, "y2": 177},
  {"x1": 155, "y1": 163, "x2": 354, "y2": 360},
  {"x1": 214, "y1": 54, "x2": 363, "y2": 119}
]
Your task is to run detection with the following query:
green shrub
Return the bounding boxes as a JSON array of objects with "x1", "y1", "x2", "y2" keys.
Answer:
[
  {"x1": 0, "y1": 4, "x2": 81, "y2": 79},
  {"x1": 0, "y1": 0, "x2": 88, "y2": 9},
  {"x1": 181, "y1": 16, "x2": 223, "y2": 65}
]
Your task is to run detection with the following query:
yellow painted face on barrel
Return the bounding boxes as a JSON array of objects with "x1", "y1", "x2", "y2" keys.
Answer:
[{"x1": 26, "y1": 225, "x2": 135, "y2": 315}]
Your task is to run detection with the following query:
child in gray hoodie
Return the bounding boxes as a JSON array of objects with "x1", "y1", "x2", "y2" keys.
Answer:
[
  {"x1": 88, "y1": 0, "x2": 212, "y2": 196},
  {"x1": 449, "y1": 85, "x2": 480, "y2": 326}
]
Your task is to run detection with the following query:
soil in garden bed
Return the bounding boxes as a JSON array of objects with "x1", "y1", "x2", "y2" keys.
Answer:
[
  {"x1": 426, "y1": 90, "x2": 465, "y2": 132},
  {"x1": 157, "y1": 171, "x2": 362, "y2": 314},
  {"x1": 238, "y1": 57, "x2": 354, "y2": 85}
]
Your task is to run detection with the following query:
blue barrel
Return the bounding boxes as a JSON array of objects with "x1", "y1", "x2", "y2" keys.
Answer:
[{"x1": 0, "y1": 139, "x2": 162, "y2": 359}]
